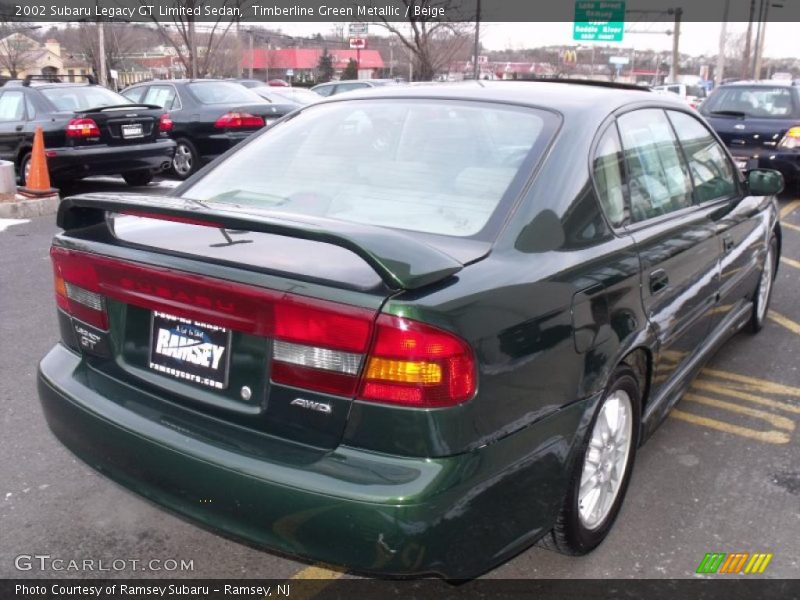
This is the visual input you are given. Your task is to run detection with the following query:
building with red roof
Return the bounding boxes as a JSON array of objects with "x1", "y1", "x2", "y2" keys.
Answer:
[{"x1": 242, "y1": 48, "x2": 385, "y2": 83}]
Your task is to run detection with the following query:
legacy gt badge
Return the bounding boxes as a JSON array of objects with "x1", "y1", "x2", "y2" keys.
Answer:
[{"x1": 290, "y1": 398, "x2": 332, "y2": 415}]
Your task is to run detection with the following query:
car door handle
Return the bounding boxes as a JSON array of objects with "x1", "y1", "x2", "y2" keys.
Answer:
[
  {"x1": 649, "y1": 269, "x2": 669, "y2": 294},
  {"x1": 723, "y1": 234, "x2": 735, "y2": 253},
  {"x1": 14, "y1": 125, "x2": 23, "y2": 131}
]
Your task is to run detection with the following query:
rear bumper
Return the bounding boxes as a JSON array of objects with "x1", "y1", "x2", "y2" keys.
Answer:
[
  {"x1": 37, "y1": 343, "x2": 593, "y2": 579},
  {"x1": 197, "y1": 131, "x2": 257, "y2": 163},
  {"x1": 47, "y1": 139, "x2": 176, "y2": 179}
]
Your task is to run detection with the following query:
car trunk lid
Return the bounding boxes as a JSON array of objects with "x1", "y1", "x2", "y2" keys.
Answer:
[
  {"x1": 52, "y1": 193, "x2": 480, "y2": 449},
  {"x1": 68, "y1": 103, "x2": 165, "y2": 147}
]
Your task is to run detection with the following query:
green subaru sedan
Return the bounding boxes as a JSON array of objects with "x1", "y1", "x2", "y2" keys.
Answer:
[{"x1": 38, "y1": 81, "x2": 783, "y2": 579}]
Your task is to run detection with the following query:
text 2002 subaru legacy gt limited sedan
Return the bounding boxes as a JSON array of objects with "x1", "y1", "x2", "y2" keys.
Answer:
[{"x1": 38, "y1": 81, "x2": 783, "y2": 579}]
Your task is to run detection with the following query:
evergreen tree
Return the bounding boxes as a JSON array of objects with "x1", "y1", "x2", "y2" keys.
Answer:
[
  {"x1": 316, "y1": 49, "x2": 334, "y2": 83},
  {"x1": 342, "y1": 58, "x2": 358, "y2": 80}
]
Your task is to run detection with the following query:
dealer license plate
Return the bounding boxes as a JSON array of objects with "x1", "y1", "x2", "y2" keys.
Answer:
[{"x1": 149, "y1": 311, "x2": 231, "y2": 389}]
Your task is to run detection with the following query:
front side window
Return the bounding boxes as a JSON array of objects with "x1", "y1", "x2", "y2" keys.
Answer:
[
  {"x1": 182, "y1": 99, "x2": 556, "y2": 239},
  {"x1": 667, "y1": 110, "x2": 737, "y2": 203},
  {"x1": 617, "y1": 109, "x2": 693, "y2": 222},
  {"x1": 143, "y1": 85, "x2": 179, "y2": 110},
  {"x1": 0, "y1": 91, "x2": 25, "y2": 121},
  {"x1": 593, "y1": 125, "x2": 627, "y2": 227}
]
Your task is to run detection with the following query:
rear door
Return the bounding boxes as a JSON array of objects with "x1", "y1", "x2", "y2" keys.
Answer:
[
  {"x1": 617, "y1": 108, "x2": 721, "y2": 397},
  {"x1": 0, "y1": 90, "x2": 27, "y2": 161}
]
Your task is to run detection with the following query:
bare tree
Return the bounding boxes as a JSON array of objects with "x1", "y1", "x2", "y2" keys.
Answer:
[
  {"x1": 370, "y1": 0, "x2": 474, "y2": 81},
  {"x1": 143, "y1": 0, "x2": 242, "y2": 78},
  {"x1": 0, "y1": 23, "x2": 39, "y2": 79}
]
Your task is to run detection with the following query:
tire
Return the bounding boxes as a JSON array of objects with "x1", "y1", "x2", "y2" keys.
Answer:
[
  {"x1": 544, "y1": 365, "x2": 641, "y2": 555},
  {"x1": 171, "y1": 138, "x2": 198, "y2": 180},
  {"x1": 18, "y1": 152, "x2": 31, "y2": 186},
  {"x1": 749, "y1": 233, "x2": 778, "y2": 334},
  {"x1": 122, "y1": 170, "x2": 154, "y2": 187}
]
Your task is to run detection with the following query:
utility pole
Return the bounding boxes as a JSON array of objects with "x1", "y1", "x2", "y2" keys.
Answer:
[
  {"x1": 715, "y1": 0, "x2": 730, "y2": 86},
  {"x1": 669, "y1": 7, "x2": 682, "y2": 82},
  {"x1": 389, "y1": 39, "x2": 394, "y2": 77},
  {"x1": 248, "y1": 29, "x2": 254, "y2": 79},
  {"x1": 753, "y1": 0, "x2": 771, "y2": 79},
  {"x1": 742, "y1": 0, "x2": 756, "y2": 79},
  {"x1": 188, "y1": 19, "x2": 197, "y2": 78},
  {"x1": 472, "y1": 0, "x2": 481, "y2": 80},
  {"x1": 97, "y1": 19, "x2": 106, "y2": 87}
]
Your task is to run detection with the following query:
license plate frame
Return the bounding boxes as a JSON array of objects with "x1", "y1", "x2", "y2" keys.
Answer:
[
  {"x1": 121, "y1": 123, "x2": 144, "y2": 139},
  {"x1": 148, "y1": 311, "x2": 232, "y2": 390}
]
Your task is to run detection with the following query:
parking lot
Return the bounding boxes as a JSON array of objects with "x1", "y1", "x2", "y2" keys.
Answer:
[{"x1": 1, "y1": 177, "x2": 798, "y2": 581}]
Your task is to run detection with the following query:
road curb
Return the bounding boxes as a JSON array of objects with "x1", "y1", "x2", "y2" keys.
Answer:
[{"x1": 0, "y1": 193, "x2": 59, "y2": 219}]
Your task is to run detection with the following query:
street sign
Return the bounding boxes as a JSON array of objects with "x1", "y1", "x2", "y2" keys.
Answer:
[
  {"x1": 348, "y1": 23, "x2": 368, "y2": 35},
  {"x1": 286, "y1": 68, "x2": 295, "y2": 77},
  {"x1": 349, "y1": 37, "x2": 367, "y2": 50},
  {"x1": 573, "y1": 1, "x2": 625, "y2": 42},
  {"x1": 609, "y1": 56, "x2": 630, "y2": 65}
]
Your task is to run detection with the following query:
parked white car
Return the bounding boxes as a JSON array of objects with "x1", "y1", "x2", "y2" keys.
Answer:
[{"x1": 653, "y1": 83, "x2": 707, "y2": 109}]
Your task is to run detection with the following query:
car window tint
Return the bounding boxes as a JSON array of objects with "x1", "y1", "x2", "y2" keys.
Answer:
[
  {"x1": 123, "y1": 87, "x2": 146, "y2": 103},
  {"x1": 593, "y1": 125, "x2": 627, "y2": 227},
  {"x1": 617, "y1": 109, "x2": 693, "y2": 222},
  {"x1": 25, "y1": 95, "x2": 36, "y2": 119},
  {"x1": 144, "y1": 85, "x2": 178, "y2": 109},
  {"x1": 336, "y1": 83, "x2": 368, "y2": 93},
  {"x1": 0, "y1": 91, "x2": 24, "y2": 121},
  {"x1": 40, "y1": 86, "x2": 131, "y2": 111},
  {"x1": 314, "y1": 85, "x2": 335, "y2": 97},
  {"x1": 667, "y1": 110, "x2": 737, "y2": 203},
  {"x1": 182, "y1": 99, "x2": 555, "y2": 239},
  {"x1": 187, "y1": 82, "x2": 266, "y2": 105},
  {"x1": 704, "y1": 86, "x2": 795, "y2": 118}
]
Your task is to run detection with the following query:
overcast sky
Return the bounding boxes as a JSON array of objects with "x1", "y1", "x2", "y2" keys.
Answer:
[{"x1": 276, "y1": 21, "x2": 800, "y2": 60}]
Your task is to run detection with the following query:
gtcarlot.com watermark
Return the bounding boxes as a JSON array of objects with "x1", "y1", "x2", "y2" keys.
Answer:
[{"x1": 15, "y1": 554, "x2": 194, "y2": 573}]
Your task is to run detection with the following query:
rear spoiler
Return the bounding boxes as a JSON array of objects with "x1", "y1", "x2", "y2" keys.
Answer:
[{"x1": 57, "y1": 193, "x2": 463, "y2": 291}]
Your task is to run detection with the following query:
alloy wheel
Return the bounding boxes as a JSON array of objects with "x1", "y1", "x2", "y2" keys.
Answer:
[{"x1": 578, "y1": 389, "x2": 634, "y2": 530}]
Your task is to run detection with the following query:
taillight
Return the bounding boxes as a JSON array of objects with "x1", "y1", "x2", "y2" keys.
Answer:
[
  {"x1": 159, "y1": 113, "x2": 174, "y2": 132},
  {"x1": 214, "y1": 112, "x2": 264, "y2": 129},
  {"x1": 49, "y1": 244, "x2": 477, "y2": 407},
  {"x1": 66, "y1": 118, "x2": 100, "y2": 138},
  {"x1": 778, "y1": 126, "x2": 800, "y2": 150},
  {"x1": 51, "y1": 247, "x2": 108, "y2": 330},
  {"x1": 358, "y1": 315, "x2": 476, "y2": 407}
]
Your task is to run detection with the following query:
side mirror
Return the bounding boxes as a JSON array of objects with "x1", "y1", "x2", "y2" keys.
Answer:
[{"x1": 747, "y1": 168, "x2": 784, "y2": 196}]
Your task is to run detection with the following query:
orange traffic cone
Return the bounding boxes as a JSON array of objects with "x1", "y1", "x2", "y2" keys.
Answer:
[{"x1": 18, "y1": 126, "x2": 58, "y2": 198}]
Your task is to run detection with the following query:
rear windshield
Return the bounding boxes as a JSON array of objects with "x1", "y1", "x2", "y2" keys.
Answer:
[
  {"x1": 187, "y1": 82, "x2": 267, "y2": 105},
  {"x1": 704, "y1": 86, "x2": 795, "y2": 118},
  {"x1": 182, "y1": 99, "x2": 556, "y2": 239},
  {"x1": 40, "y1": 86, "x2": 133, "y2": 111}
]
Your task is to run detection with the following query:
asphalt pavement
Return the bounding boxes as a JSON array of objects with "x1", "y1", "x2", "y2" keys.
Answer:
[{"x1": 1, "y1": 177, "x2": 798, "y2": 581}]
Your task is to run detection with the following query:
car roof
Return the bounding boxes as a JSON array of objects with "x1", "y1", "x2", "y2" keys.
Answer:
[
  {"x1": 319, "y1": 80, "x2": 685, "y2": 118},
  {"x1": 718, "y1": 80, "x2": 799, "y2": 88}
]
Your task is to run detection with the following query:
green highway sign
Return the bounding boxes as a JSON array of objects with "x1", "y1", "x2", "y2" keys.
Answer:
[{"x1": 573, "y1": 1, "x2": 625, "y2": 42}]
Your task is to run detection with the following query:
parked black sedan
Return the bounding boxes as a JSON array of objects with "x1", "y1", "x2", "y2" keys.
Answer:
[
  {"x1": 39, "y1": 81, "x2": 783, "y2": 578},
  {"x1": 122, "y1": 80, "x2": 288, "y2": 179},
  {"x1": 0, "y1": 78, "x2": 175, "y2": 186},
  {"x1": 700, "y1": 80, "x2": 800, "y2": 194}
]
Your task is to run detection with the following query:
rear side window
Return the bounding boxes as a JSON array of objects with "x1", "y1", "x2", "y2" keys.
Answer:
[
  {"x1": 617, "y1": 109, "x2": 693, "y2": 222},
  {"x1": 182, "y1": 99, "x2": 557, "y2": 239},
  {"x1": 0, "y1": 91, "x2": 25, "y2": 121},
  {"x1": 593, "y1": 125, "x2": 627, "y2": 227},
  {"x1": 314, "y1": 84, "x2": 335, "y2": 97},
  {"x1": 667, "y1": 111, "x2": 737, "y2": 203},
  {"x1": 122, "y1": 87, "x2": 146, "y2": 103},
  {"x1": 704, "y1": 86, "x2": 795, "y2": 118},
  {"x1": 187, "y1": 82, "x2": 265, "y2": 105}
]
